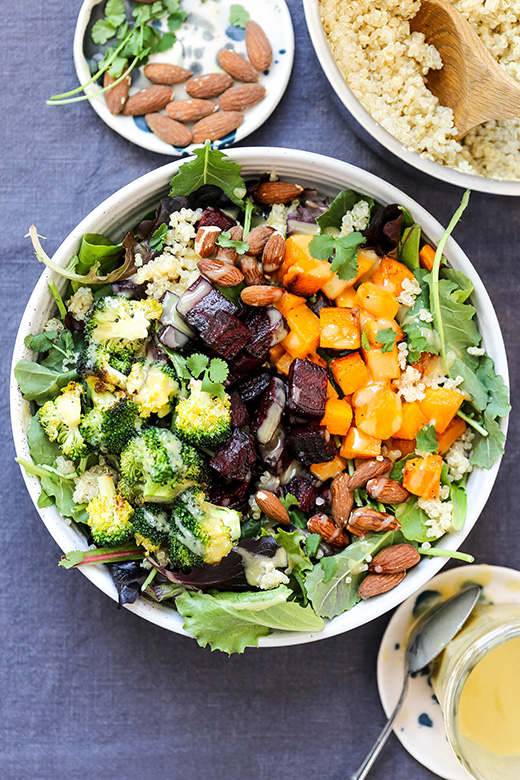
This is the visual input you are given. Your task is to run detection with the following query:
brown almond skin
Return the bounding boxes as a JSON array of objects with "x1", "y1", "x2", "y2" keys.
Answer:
[
  {"x1": 348, "y1": 458, "x2": 392, "y2": 490},
  {"x1": 192, "y1": 111, "x2": 244, "y2": 143},
  {"x1": 104, "y1": 69, "x2": 131, "y2": 115},
  {"x1": 254, "y1": 181, "x2": 304, "y2": 205},
  {"x1": 194, "y1": 226, "x2": 221, "y2": 258},
  {"x1": 197, "y1": 258, "x2": 244, "y2": 287},
  {"x1": 245, "y1": 225, "x2": 275, "y2": 256},
  {"x1": 347, "y1": 507, "x2": 401, "y2": 537},
  {"x1": 122, "y1": 85, "x2": 173, "y2": 116},
  {"x1": 144, "y1": 63, "x2": 192, "y2": 85},
  {"x1": 217, "y1": 49, "x2": 259, "y2": 82},
  {"x1": 245, "y1": 20, "x2": 272, "y2": 71},
  {"x1": 369, "y1": 543, "x2": 421, "y2": 575},
  {"x1": 166, "y1": 98, "x2": 218, "y2": 122},
  {"x1": 330, "y1": 472, "x2": 354, "y2": 528},
  {"x1": 186, "y1": 73, "x2": 233, "y2": 98},
  {"x1": 262, "y1": 233, "x2": 286, "y2": 274},
  {"x1": 219, "y1": 83, "x2": 266, "y2": 111},
  {"x1": 240, "y1": 255, "x2": 266, "y2": 285},
  {"x1": 241, "y1": 286, "x2": 283, "y2": 307},
  {"x1": 214, "y1": 224, "x2": 243, "y2": 265},
  {"x1": 366, "y1": 476, "x2": 411, "y2": 504},
  {"x1": 144, "y1": 113, "x2": 192, "y2": 147},
  {"x1": 307, "y1": 514, "x2": 350, "y2": 548},
  {"x1": 358, "y1": 571, "x2": 406, "y2": 599},
  {"x1": 255, "y1": 490, "x2": 290, "y2": 525}
]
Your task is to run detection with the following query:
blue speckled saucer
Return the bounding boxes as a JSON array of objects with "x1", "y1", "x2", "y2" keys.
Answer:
[
  {"x1": 74, "y1": 0, "x2": 294, "y2": 156},
  {"x1": 377, "y1": 565, "x2": 520, "y2": 780}
]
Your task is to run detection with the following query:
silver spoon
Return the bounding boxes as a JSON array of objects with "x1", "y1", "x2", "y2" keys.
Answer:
[{"x1": 351, "y1": 585, "x2": 481, "y2": 780}]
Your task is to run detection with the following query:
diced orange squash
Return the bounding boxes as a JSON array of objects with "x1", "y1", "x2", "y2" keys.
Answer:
[
  {"x1": 355, "y1": 388, "x2": 403, "y2": 440},
  {"x1": 307, "y1": 351, "x2": 328, "y2": 368},
  {"x1": 283, "y1": 256, "x2": 333, "y2": 296},
  {"x1": 310, "y1": 455, "x2": 347, "y2": 481},
  {"x1": 330, "y1": 352, "x2": 370, "y2": 396},
  {"x1": 347, "y1": 249, "x2": 379, "y2": 288},
  {"x1": 341, "y1": 427, "x2": 381, "y2": 459},
  {"x1": 326, "y1": 381, "x2": 339, "y2": 399},
  {"x1": 275, "y1": 351, "x2": 294, "y2": 376},
  {"x1": 275, "y1": 291, "x2": 306, "y2": 318},
  {"x1": 336, "y1": 287, "x2": 357, "y2": 308},
  {"x1": 437, "y1": 417, "x2": 467, "y2": 455},
  {"x1": 355, "y1": 282, "x2": 399, "y2": 320},
  {"x1": 363, "y1": 316, "x2": 404, "y2": 348},
  {"x1": 362, "y1": 345, "x2": 400, "y2": 381},
  {"x1": 321, "y1": 398, "x2": 353, "y2": 436},
  {"x1": 403, "y1": 454, "x2": 443, "y2": 500},
  {"x1": 281, "y1": 234, "x2": 314, "y2": 272},
  {"x1": 319, "y1": 307, "x2": 360, "y2": 350},
  {"x1": 385, "y1": 437, "x2": 417, "y2": 456},
  {"x1": 351, "y1": 381, "x2": 388, "y2": 408},
  {"x1": 419, "y1": 244, "x2": 436, "y2": 271},
  {"x1": 419, "y1": 387, "x2": 464, "y2": 434},
  {"x1": 321, "y1": 272, "x2": 351, "y2": 300},
  {"x1": 269, "y1": 343, "x2": 285, "y2": 364},
  {"x1": 394, "y1": 401, "x2": 428, "y2": 440},
  {"x1": 370, "y1": 255, "x2": 416, "y2": 296},
  {"x1": 282, "y1": 305, "x2": 321, "y2": 358}
]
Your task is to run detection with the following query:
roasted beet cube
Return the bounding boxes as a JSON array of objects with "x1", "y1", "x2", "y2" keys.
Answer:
[
  {"x1": 251, "y1": 377, "x2": 286, "y2": 445},
  {"x1": 245, "y1": 307, "x2": 288, "y2": 359},
  {"x1": 234, "y1": 370, "x2": 271, "y2": 405},
  {"x1": 287, "y1": 425, "x2": 337, "y2": 466},
  {"x1": 288, "y1": 358, "x2": 328, "y2": 420},
  {"x1": 225, "y1": 351, "x2": 265, "y2": 386},
  {"x1": 203, "y1": 310, "x2": 251, "y2": 359},
  {"x1": 198, "y1": 206, "x2": 236, "y2": 232},
  {"x1": 230, "y1": 392, "x2": 250, "y2": 429},
  {"x1": 259, "y1": 426, "x2": 288, "y2": 474},
  {"x1": 178, "y1": 277, "x2": 237, "y2": 336},
  {"x1": 307, "y1": 291, "x2": 332, "y2": 317},
  {"x1": 210, "y1": 430, "x2": 257, "y2": 482},
  {"x1": 283, "y1": 475, "x2": 318, "y2": 514},
  {"x1": 209, "y1": 481, "x2": 250, "y2": 512}
]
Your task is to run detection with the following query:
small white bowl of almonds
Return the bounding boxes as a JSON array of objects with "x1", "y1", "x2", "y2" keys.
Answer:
[{"x1": 71, "y1": 0, "x2": 294, "y2": 155}]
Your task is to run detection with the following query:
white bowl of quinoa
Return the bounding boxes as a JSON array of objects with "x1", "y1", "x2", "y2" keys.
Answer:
[{"x1": 303, "y1": 0, "x2": 520, "y2": 195}]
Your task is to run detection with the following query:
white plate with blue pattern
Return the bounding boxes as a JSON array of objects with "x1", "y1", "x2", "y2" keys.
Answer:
[{"x1": 73, "y1": 0, "x2": 294, "y2": 155}]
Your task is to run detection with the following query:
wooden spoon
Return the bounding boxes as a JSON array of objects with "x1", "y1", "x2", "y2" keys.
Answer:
[{"x1": 409, "y1": 0, "x2": 520, "y2": 139}]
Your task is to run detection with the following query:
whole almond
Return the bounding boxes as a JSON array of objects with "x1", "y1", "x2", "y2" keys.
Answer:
[
  {"x1": 347, "y1": 507, "x2": 401, "y2": 537},
  {"x1": 144, "y1": 63, "x2": 193, "y2": 85},
  {"x1": 219, "y1": 83, "x2": 266, "y2": 112},
  {"x1": 192, "y1": 111, "x2": 244, "y2": 143},
  {"x1": 166, "y1": 98, "x2": 218, "y2": 122},
  {"x1": 330, "y1": 472, "x2": 354, "y2": 528},
  {"x1": 145, "y1": 113, "x2": 192, "y2": 147},
  {"x1": 262, "y1": 232, "x2": 286, "y2": 274},
  {"x1": 186, "y1": 73, "x2": 233, "y2": 98},
  {"x1": 254, "y1": 181, "x2": 304, "y2": 205},
  {"x1": 104, "y1": 69, "x2": 131, "y2": 115},
  {"x1": 255, "y1": 490, "x2": 290, "y2": 525},
  {"x1": 245, "y1": 225, "x2": 275, "y2": 256},
  {"x1": 348, "y1": 458, "x2": 392, "y2": 490},
  {"x1": 195, "y1": 225, "x2": 221, "y2": 258},
  {"x1": 366, "y1": 477, "x2": 411, "y2": 504},
  {"x1": 241, "y1": 286, "x2": 283, "y2": 307},
  {"x1": 198, "y1": 257, "x2": 244, "y2": 287},
  {"x1": 122, "y1": 85, "x2": 173, "y2": 115},
  {"x1": 245, "y1": 20, "x2": 272, "y2": 71},
  {"x1": 240, "y1": 255, "x2": 266, "y2": 285},
  {"x1": 369, "y1": 543, "x2": 421, "y2": 575},
  {"x1": 307, "y1": 513, "x2": 350, "y2": 548},
  {"x1": 358, "y1": 571, "x2": 406, "y2": 599},
  {"x1": 214, "y1": 225, "x2": 243, "y2": 264},
  {"x1": 217, "y1": 49, "x2": 259, "y2": 82}
]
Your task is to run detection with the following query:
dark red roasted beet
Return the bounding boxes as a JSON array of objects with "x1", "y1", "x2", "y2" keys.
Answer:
[
  {"x1": 178, "y1": 277, "x2": 238, "y2": 336},
  {"x1": 245, "y1": 307, "x2": 288, "y2": 359},
  {"x1": 230, "y1": 392, "x2": 250, "y2": 428},
  {"x1": 259, "y1": 425, "x2": 288, "y2": 474},
  {"x1": 203, "y1": 310, "x2": 251, "y2": 359},
  {"x1": 210, "y1": 430, "x2": 257, "y2": 482},
  {"x1": 288, "y1": 358, "x2": 328, "y2": 420},
  {"x1": 251, "y1": 377, "x2": 286, "y2": 445},
  {"x1": 225, "y1": 351, "x2": 265, "y2": 386},
  {"x1": 198, "y1": 206, "x2": 235, "y2": 232},
  {"x1": 209, "y1": 481, "x2": 250, "y2": 512},
  {"x1": 234, "y1": 370, "x2": 271, "y2": 405},
  {"x1": 283, "y1": 475, "x2": 318, "y2": 514},
  {"x1": 287, "y1": 425, "x2": 337, "y2": 465},
  {"x1": 306, "y1": 291, "x2": 332, "y2": 317}
]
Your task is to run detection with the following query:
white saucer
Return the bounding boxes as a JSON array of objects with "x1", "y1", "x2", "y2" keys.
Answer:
[
  {"x1": 73, "y1": 0, "x2": 294, "y2": 155},
  {"x1": 377, "y1": 564, "x2": 520, "y2": 780}
]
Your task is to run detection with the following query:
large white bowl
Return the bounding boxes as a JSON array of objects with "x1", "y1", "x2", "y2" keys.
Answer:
[
  {"x1": 10, "y1": 148, "x2": 509, "y2": 647},
  {"x1": 303, "y1": 0, "x2": 520, "y2": 197}
]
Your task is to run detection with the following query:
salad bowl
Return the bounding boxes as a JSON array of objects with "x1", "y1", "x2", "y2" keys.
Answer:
[{"x1": 10, "y1": 148, "x2": 509, "y2": 648}]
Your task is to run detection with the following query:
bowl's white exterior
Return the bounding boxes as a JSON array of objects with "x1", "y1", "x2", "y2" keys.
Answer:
[
  {"x1": 302, "y1": 0, "x2": 520, "y2": 197},
  {"x1": 10, "y1": 148, "x2": 509, "y2": 647}
]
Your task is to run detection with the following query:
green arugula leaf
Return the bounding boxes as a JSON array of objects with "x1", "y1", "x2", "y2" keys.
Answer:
[
  {"x1": 470, "y1": 412, "x2": 506, "y2": 469},
  {"x1": 450, "y1": 482, "x2": 467, "y2": 531},
  {"x1": 230, "y1": 4, "x2": 250, "y2": 27},
  {"x1": 186, "y1": 353, "x2": 209, "y2": 378},
  {"x1": 92, "y1": 19, "x2": 117, "y2": 45},
  {"x1": 47, "y1": 281, "x2": 67, "y2": 319},
  {"x1": 415, "y1": 424, "x2": 438, "y2": 453},
  {"x1": 217, "y1": 231, "x2": 249, "y2": 255},
  {"x1": 169, "y1": 142, "x2": 247, "y2": 207},
  {"x1": 399, "y1": 269, "x2": 439, "y2": 363},
  {"x1": 305, "y1": 534, "x2": 322, "y2": 558},
  {"x1": 418, "y1": 546, "x2": 474, "y2": 563},
  {"x1": 475, "y1": 356, "x2": 511, "y2": 419},
  {"x1": 150, "y1": 223, "x2": 168, "y2": 252},
  {"x1": 395, "y1": 498, "x2": 443, "y2": 542},
  {"x1": 376, "y1": 327, "x2": 397, "y2": 353},
  {"x1": 274, "y1": 529, "x2": 314, "y2": 604},
  {"x1": 15, "y1": 361, "x2": 77, "y2": 404},
  {"x1": 441, "y1": 268, "x2": 473, "y2": 303},
  {"x1": 316, "y1": 190, "x2": 374, "y2": 231}
]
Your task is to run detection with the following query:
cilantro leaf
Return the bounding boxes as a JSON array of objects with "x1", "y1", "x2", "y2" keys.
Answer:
[
  {"x1": 149, "y1": 223, "x2": 168, "y2": 252},
  {"x1": 169, "y1": 142, "x2": 247, "y2": 207},
  {"x1": 376, "y1": 327, "x2": 397, "y2": 353},
  {"x1": 158, "y1": 31, "x2": 176, "y2": 51},
  {"x1": 280, "y1": 493, "x2": 299, "y2": 510},
  {"x1": 230, "y1": 4, "x2": 250, "y2": 27},
  {"x1": 316, "y1": 190, "x2": 374, "y2": 231},
  {"x1": 331, "y1": 233, "x2": 366, "y2": 281},
  {"x1": 186, "y1": 353, "x2": 209, "y2": 378},
  {"x1": 168, "y1": 10, "x2": 186, "y2": 31},
  {"x1": 217, "y1": 231, "x2": 249, "y2": 255},
  {"x1": 305, "y1": 534, "x2": 322, "y2": 558},
  {"x1": 308, "y1": 234, "x2": 335, "y2": 260},
  {"x1": 91, "y1": 19, "x2": 117, "y2": 45},
  {"x1": 105, "y1": 0, "x2": 126, "y2": 27},
  {"x1": 415, "y1": 424, "x2": 438, "y2": 453},
  {"x1": 361, "y1": 330, "x2": 370, "y2": 351},
  {"x1": 208, "y1": 357, "x2": 229, "y2": 384}
]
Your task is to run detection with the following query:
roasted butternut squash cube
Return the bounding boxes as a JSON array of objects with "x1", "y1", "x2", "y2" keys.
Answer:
[
  {"x1": 385, "y1": 437, "x2": 417, "y2": 456},
  {"x1": 403, "y1": 454, "x2": 443, "y2": 500},
  {"x1": 269, "y1": 343, "x2": 285, "y2": 364},
  {"x1": 275, "y1": 350, "x2": 294, "y2": 376},
  {"x1": 394, "y1": 401, "x2": 428, "y2": 440},
  {"x1": 437, "y1": 417, "x2": 467, "y2": 455},
  {"x1": 319, "y1": 307, "x2": 360, "y2": 350},
  {"x1": 282, "y1": 305, "x2": 321, "y2": 358},
  {"x1": 330, "y1": 352, "x2": 370, "y2": 396},
  {"x1": 370, "y1": 255, "x2": 416, "y2": 296},
  {"x1": 363, "y1": 316, "x2": 404, "y2": 348},
  {"x1": 351, "y1": 380, "x2": 388, "y2": 408},
  {"x1": 419, "y1": 387, "x2": 464, "y2": 434},
  {"x1": 310, "y1": 454, "x2": 347, "y2": 481},
  {"x1": 419, "y1": 244, "x2": 436, "y2": 271},
  {"x1": 356, "y1": 282, "x2": 399, "y2": 320},
  {"x1": 340, "y1": 427, "x2": 381, "y2": 459},
  {"x1": 362, "y1": 345, "x2": 400, "y2": 381},
  {"x1": 275, "y1": 291, "x2": 306, "y2": 318},
  {"x1": 326, "y1": 380, "x2": 339, "y2": 399},
  {"x1": 321, "y1": 398, "x2": 353, "y2": 436},
  {"x1": 283, "y1": 256, "x2": 333, "y2": 297},
  {"x1": 307, "y1": 351, "x2": 328, "y2": 368},
  {"x1": 321, "y1": 272, "x2": 351, "y2": 300},
  {"x1": 335, "y1": 287, "x2": 357, "y2": 308},
  {"x1": 355, "y1": 389, "x2": 403, "y2": 440}
]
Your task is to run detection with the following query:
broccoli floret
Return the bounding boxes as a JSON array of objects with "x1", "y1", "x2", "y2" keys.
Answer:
[
  {"x1": 76, "y1": 342, "x2": 134, "y2": 386},
  {"x1": 86, "y1": 474, "x2": 134, "y2": 547},
  {"x1": 126, "y1": 360, "x2": 179, "y2": 418},
  {"x1": 132, "y1": 503, "x2": 170, "y2": 554},
  {"x1": 84, "y1": 295, "x2": 162, "y2": 349},
  {"x1": 79, "y1": 376, "x2": 142, "y2": 453},
  {"x1": 168, "y1": 487, "x2": 241, "y2": 569},
  {"x1": 172, "y1": 379, "x2": 231, "y2": 448},
  {"x1": 38, "y1": 381, "x2": 87, "y2": 459}
]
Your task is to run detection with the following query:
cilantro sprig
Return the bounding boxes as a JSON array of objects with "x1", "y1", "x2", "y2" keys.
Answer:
[
  {"x1": 415, "y1": 424, "x2": 438, "y2": 453},
  {"x1": 185, "y1": 354, "x2": 229, "y2": 401},
  {"x1": 376, "y1": 327, "x2": 397, "y2": 353},
  {"x1": 217, "y1": 232, "x2": 249, "y2": 255},
  {"x1": 309, "y1": 232, "x2": 366, "y2": 281},
  {"x1": 230, "y1": 4, "x2": 250, "y2": 28}
]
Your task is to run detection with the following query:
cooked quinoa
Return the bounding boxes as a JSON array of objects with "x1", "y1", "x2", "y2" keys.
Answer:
[{"x1": 320, "y1": 0, "x2": 520, "y2": 180}]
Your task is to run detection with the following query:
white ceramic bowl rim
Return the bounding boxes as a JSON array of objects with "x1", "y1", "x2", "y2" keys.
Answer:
[
  {"x1": 10, "y1": 147, "x2": 509, "y2": 648},
  {"x1": 302, "y1": 0, "x2": 520, "y2": 197}
]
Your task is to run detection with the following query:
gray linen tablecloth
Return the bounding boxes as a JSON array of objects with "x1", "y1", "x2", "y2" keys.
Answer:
[{"x1": 2, "y1": 2, "x2": 519, "y2": 779}]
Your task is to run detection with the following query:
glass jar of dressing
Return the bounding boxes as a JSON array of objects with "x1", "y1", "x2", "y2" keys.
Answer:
[{"x1": 432, "y1": 604, "x2": 520, "y2": 780}]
